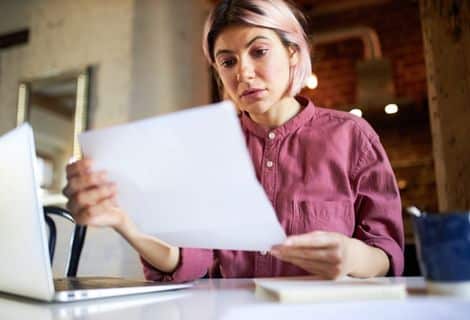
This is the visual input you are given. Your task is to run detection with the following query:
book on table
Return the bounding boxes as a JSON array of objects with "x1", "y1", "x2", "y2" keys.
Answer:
[{"x1": 254, "y1": 276, "x2": 407, "y2": 303}]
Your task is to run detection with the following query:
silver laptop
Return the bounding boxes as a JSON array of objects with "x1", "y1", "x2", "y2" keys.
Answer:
[{"x1": 0, "y1": 124, "x2": 192, "y2": 302}]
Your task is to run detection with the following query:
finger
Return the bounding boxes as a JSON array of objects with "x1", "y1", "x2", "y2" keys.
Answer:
[
  {"x1": 88, "y1": 198, "x2": 116, "y2": 216},
  {"x1": 109, "y1": 196, "x2": 119, "y2": 206},
  {"x1": 286, "y1": 257, "x2": 343, "y2": 279},
  {"x1": 283, "y1": 231, "x2": 340, "y2": 248},
  {"x1": 72, "y1": 197, "x2": 115, "y2": 225},
  {"x1": 67, "y1": 183, "x2": 117, "y2": 214},
  {"x1": 273, "y1": 252, "x2": 344, "y2": 279},
  {"x1": 75, "y1": 199, "x2": 120, "y2": 226},
  {"x1": 63, "y1": 171, "x2": 108, "y2": 197},
  {"x1": 65, "y1": 158, "x2": 93, "y2": 179},
  {"x1": 272, "y1": 246, "x2": 342, "y2": 265}
]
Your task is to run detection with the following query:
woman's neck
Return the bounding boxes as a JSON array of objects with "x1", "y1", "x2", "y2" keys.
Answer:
[{"x1": 248, "y1": 96, "x2": 301, "y2": 129}]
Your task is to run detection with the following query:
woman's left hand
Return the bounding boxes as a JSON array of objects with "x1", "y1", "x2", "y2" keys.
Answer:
[{"x1": 270, "y1": 231, "x2": 354, "y2": 280}]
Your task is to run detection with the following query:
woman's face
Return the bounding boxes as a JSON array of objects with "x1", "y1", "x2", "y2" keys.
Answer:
[{"x1": 213, "y1": 25, "x2": 297, "y2": 116}]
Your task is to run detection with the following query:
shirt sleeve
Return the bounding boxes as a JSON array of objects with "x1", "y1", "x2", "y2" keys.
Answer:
[
  {"x1": 351, "y1": 128, "x2": 405, "y2": 276},
  {"x1": 140, "y1": 248, "x2": 214, "y2": 283}
]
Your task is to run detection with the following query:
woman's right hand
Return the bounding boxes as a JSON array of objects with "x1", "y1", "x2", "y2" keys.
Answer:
[
  {"x1": 63, "y1": 158, "x2": 181, "y2": 273},
  {"x1": 63, "y1": 158, "x2": 127, "y2": 229}
]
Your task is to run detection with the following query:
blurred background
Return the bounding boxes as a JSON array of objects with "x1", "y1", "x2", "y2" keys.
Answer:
[{"x1": 0, "y1": 0, "x2": 468, "y2": 279}]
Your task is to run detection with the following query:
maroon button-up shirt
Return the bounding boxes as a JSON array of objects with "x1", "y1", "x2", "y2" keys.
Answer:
[{"x1": 141, "y1": 96, "x2": 404, "y2": 281}]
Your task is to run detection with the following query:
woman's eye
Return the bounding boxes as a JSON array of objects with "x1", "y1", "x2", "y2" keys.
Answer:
[
  {"x1": 221, "y1": 58, "x2": 236, "y2": 68},
  {"x1": 252, "y1": 48, "x2": 268, "y2": 58}
]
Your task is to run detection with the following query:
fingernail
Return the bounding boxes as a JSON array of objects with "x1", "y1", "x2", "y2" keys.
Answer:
[{"x1": 83, "y1": 159, "x2": 93, "y2": 168}]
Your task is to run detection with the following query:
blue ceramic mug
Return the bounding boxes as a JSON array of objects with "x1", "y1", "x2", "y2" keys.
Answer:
[{"x1": 408, "y1": 207, "x2": 470, "y2": 296}]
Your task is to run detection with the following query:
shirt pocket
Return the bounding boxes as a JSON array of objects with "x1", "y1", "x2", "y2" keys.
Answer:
[{"x1": 289, "y1": 200, "x2": 355, "y2": 236}]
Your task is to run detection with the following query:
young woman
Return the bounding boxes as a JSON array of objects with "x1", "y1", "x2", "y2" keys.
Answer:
[{"x1": 63, "y1": 0, "x2": 404, "y2": 282}]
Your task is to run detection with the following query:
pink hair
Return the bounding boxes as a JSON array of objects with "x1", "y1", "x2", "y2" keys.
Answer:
[{"x1": 202, "y1": 0, "x2": 312, "y2": 96}]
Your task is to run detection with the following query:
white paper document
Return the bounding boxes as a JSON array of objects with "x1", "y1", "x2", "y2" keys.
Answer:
[
  {"x1": 222, "y1": 299, "x2": 470, "y2": 320},
  {"x1": 79, "y1": 101, "x2": 286, "y2": 250}
]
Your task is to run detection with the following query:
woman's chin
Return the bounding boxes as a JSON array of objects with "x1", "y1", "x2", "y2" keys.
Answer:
[{"x1": 240, "y1": 101, "x2": 271, "y2": 116}]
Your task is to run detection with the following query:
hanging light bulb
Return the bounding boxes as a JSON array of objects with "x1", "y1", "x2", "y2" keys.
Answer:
[
  {"x1": 349, "y1": 108, "x2": 363, "y2": 118},
  {"x1": 385, "y1": 103, "x2": 399, "y2": 114},
  {"x1": 305, "y1": 73, "x2": 318, "y2": 89}
]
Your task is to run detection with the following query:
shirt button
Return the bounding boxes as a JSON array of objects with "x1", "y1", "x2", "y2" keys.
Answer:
[
  {"x1": 266, "y1": 160, "x2": 273, "y2": 168},
  {"x1": 268, "y1": 132, "x2": 276, "y2": 140}
]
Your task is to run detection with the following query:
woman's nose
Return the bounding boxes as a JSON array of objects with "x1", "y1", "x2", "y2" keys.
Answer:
[{"x1": 236, "y1": 59, "x2": 255, "y2": 82}]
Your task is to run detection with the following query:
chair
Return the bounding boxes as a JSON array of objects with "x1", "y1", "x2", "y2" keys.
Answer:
[{"x1": 43, "y1": 206, "x2": 87, "y2": 277}]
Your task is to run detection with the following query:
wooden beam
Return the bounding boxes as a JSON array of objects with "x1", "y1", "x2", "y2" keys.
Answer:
[
  {"x1": 0, "y1": 29, "x2": 29, "y2": 49},
  {"x1": 420, "y1": 0, "x2": 470, "y2": 210}
]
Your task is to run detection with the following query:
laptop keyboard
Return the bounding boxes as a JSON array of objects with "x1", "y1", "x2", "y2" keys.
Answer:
[{"x1": 54, "y1": 277, "x2": 158, "y2": 290}]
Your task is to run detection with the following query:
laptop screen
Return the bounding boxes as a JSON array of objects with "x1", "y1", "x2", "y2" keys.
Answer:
[{"x1": 0, "y1": 124, "x2": 55, "y2": 301}]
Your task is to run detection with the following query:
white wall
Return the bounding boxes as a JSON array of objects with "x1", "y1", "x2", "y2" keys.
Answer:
[
  {"x1": 0, "y1": 0, "x2": 134, "y2": 134},
  {"x1": 130, "y1": 0, "x2": 211, "y2": 120},
  {"x1": 0, "y1": 0, "x2": 33, "y2": 130},
  {"x1": 0, "y1": 0, "x2": 211, "y2": 278},
  {"x1": 0, "y1": 0, "x2": 34, "y2": 32}
]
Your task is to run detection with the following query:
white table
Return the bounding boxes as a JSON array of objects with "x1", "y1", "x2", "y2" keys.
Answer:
[{"x1": 0, "y1": 278, "x2": 469, "y2": 320}]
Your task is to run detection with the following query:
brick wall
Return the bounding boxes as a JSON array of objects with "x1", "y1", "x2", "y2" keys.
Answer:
[
  {"x1": 300, "y1": 0, "x2": 437, "y2": 242},
  {"x1": 302, "y1": 0, "x2": 427, "y2": 110}
]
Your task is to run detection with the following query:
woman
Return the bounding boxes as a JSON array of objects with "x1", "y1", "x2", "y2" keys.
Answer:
[{"x1": 63, "y1": 0, "x2": 404, "y2": 281}]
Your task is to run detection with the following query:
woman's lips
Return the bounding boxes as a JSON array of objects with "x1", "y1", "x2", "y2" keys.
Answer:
[{"x1": 240, "y1": 89, "x2": 266, "y2": 100}]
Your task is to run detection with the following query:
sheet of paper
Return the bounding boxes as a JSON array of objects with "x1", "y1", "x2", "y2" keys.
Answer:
[
  {"x1": 253, "y1": 277, "x2": 407, "y2": 303},
  {"x1": 221, "y1": 299, "x2": 470, "y2": 320},
  {"x1": 79, "y1": 101, "x2": 286, "y2": 250}
]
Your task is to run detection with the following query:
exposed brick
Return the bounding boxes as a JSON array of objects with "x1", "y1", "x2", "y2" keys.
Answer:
[{"x1": 300, "y1": 1, "x2": 437, "y2": 238}]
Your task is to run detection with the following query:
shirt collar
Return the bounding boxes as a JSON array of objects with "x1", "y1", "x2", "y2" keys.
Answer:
[{"x1": 239, "y1": 96, "x2": 316, "y2": 140}]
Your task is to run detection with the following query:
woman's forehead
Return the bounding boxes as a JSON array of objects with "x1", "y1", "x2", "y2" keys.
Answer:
[{"x1": 214, "y1": 25, "x2": 279, "y2": 51}]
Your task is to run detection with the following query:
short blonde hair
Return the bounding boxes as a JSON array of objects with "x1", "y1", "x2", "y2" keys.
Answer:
[{"x1": 202, "y1": 0, "x2": 312, "y2": 96}]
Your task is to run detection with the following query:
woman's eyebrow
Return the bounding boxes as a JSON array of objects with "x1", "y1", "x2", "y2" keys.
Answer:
[
  {"x1": 245, "y1": 35, "x2": 270, "y2": 48},
  {"x1": 215, "y1": 35, "x2": 270, "y2": 58}
]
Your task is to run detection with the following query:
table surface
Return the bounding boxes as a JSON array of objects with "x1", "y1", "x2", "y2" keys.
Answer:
[{"x1": 1, "y1": 277, "x2": 469, "y2": 320}]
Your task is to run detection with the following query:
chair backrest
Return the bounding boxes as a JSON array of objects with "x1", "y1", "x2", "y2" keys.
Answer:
[{"x1": 43, "y1": 206, "x2": 87, "y2": 277}]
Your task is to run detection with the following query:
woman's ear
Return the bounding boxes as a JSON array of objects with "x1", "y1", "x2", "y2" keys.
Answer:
[{"x1": 288, "y1": 46, "x2": 299, "y2": 67}]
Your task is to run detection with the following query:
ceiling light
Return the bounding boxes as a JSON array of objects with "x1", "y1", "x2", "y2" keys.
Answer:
[
  {"x1": 385, "y1": 103, "x2": 398, "y2": 114},
  {"x1": 349, "y1": 108, "x2": 363, "y2": 117},
  {"x1": 305, "y1": 73, "x2": 318, "y2": 89},
  {"x1": 398, "y1": 179, "x2": 408, "y2": 190}
]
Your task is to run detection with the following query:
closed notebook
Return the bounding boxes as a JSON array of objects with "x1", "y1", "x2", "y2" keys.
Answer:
[{"x1": 254, "y1": 277, "x2": 407, "y2": 303}]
